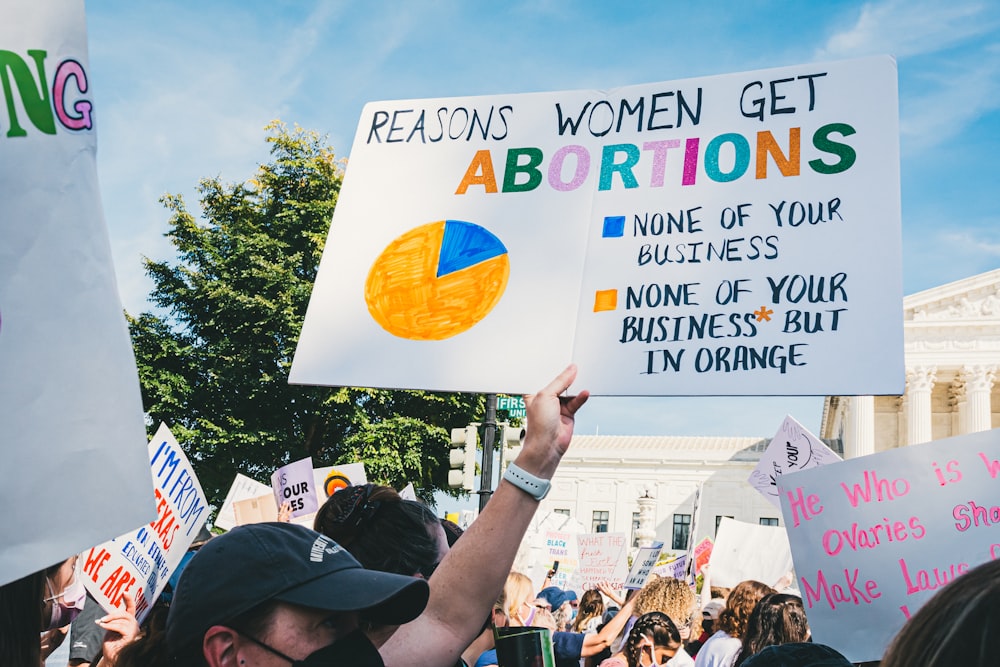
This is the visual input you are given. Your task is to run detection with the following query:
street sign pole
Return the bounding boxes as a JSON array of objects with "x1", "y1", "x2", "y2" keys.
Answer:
[{"x1": 478, "y1": 393, "x2": 497, "y2": 512}]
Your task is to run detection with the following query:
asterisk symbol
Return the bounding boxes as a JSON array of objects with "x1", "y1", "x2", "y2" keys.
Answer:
[{"x1": 754, "y1": 306, "x2": 773, "y2": 322}]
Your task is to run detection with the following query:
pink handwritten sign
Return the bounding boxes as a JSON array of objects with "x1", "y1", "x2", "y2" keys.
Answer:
[
  {"x1": 576, "y1": 532, "x2": 628, "y2": 591},
  {"x1": 777, "y1": 428, "x2": 1000, "y2": 663}
]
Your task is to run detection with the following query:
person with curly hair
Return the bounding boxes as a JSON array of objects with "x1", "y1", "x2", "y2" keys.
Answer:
[
  {"x1": 731, "y1": 594, "x2": 809, "y2": 666},
  {"x1": 599, "y1": 611, "x2": 682, "y2": 667},
  {"x1": 693, "y1": 580, "x2": 775, "y2": 667},
  {"x1": 632, "y1": 576, "x2": 700, "y2": 665}
]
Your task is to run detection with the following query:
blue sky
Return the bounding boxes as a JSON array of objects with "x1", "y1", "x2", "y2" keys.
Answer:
[{"x1": 84, "y1": 0, "x2": 1000, "y2": 438}]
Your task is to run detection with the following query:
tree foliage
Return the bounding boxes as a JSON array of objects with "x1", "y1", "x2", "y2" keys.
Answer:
[{"x1": 129, "y1": 122, "x2": 482, "y2": 507}]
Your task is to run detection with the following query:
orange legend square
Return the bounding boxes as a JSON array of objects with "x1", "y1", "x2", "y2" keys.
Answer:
[{"x1": 593, "y1": 289, "x2": 618, "y2": 312}]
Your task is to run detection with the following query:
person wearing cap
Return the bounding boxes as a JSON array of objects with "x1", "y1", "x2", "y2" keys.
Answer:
[
  {"x1": 537, "y1": 586, "x2": 577, "y2": 630},
  {"x1": 126, "y1": 364, "x2": 588, "y2": 667},
  {"x1": 163, "y1": 522, "x2": 428, "y2": 666}
]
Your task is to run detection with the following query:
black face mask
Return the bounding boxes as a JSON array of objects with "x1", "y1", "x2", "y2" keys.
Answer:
[{"x1": 241, "y1": 627, "x2": 384, "y2": 667}]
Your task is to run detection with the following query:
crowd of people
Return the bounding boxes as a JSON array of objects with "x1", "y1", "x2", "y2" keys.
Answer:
[{"x1": 1, "y1": 365, "x2": 997, "y2": 666}]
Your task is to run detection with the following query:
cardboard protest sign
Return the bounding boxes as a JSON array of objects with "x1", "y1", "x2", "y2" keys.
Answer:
[
  {"x1": 751, "y1": 415, "x2": 841, "y2": 507},
  {"x1": 777, "y1": 428, "x2": 1000, "y2": 663},
  {"x1": 693, "y1": 537, "x2": 714, "y2": 576},
  {"x1": 215, "y1": 473, "x2": 272, "y2": 531},
  {"x1": 233, "y1": 493, "x2": 279, "y2": 525},
  {"x1": 625, "y1": 541, "x2": 664, "y2": 589},
  {"x1": 81, "y1": 424, "x2": 207, "y2": 620},
  {"x1": 292, "y1": 56, "x2": 902, "y2": 397},
  {"x1": 577, "y1": 532, "x2": 629, "y2": 591},
  {"x1": 0, "y1": 0, "x2": 154, "y2": 586},
  {"x1": 272, "y1": 457, "x2": 319, "y2": 518},
  {"x1": 709, "y1": 518, "x2": 793, "y2": 589}
]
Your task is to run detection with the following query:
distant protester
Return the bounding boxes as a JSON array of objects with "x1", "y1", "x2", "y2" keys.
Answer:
[
  {"x1": 694, "y1": 580, "x2": 775, "y2": 667},
  {"x1": 732, "y1": 594, "x2": 809, "y2": 667},
  {"x1": 599, "y1": 611, "x2": 682, "y2": 667},
  {"x1": 572, "y1": 588, "x2": 606, "y2": 633},
  {"x1": 633, "y1": 576, "x2": 699, "y2": 665}
]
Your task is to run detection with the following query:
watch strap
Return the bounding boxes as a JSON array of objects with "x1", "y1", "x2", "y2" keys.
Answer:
[{"x1": 503, "y1": 462, "x2": 551, "y2": 501}]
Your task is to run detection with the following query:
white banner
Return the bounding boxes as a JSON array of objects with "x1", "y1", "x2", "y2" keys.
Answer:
[
  {"x1": 81, "y1": 424, "x2": 206, "y2": 620},
  {"x1": 708, "y1": 517, "x2": 793, "y2": 589},
  {"x1": 0, "y1": 0, "x2": 153, "y2": 586},
  {"x1": 292, "y1": 56, "x2": 902, "y2": 397}
]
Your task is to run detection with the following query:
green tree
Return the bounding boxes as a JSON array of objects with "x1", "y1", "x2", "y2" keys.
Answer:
[{"x1": 129, "y1": 122, "x2": 482, "y2": 507}]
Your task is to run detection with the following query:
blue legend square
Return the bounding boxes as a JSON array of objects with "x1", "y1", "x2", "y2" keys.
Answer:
[{"x1": 602, "y1": 215, "x2": 626, "y2": 238}]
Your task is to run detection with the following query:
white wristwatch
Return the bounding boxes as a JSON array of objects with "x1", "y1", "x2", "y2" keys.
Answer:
[{"x1": 503, "y1": 462, "x2": 552, "y2": 501}]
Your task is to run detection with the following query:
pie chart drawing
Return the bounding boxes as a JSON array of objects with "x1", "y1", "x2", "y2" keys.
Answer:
[{"x1": 365, "y1": 220, "x2": 510, "y2": 341}]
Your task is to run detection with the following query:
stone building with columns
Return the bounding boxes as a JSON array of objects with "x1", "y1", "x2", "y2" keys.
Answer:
[
  {"x1": 821, "y1": 269, "x2": 1000, "y2": 456},
  {"x1": 530, "y1": 269, "x2": 1000, "y2": 555}
]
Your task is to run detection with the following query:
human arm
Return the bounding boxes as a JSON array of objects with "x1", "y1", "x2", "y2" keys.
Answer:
[
  {"x1": 381, "y1": 364, "x2": 589, "y2": 667},
  {"x1": 596, "y1": 580, "x2": 625, "y2": 607},
  {"x1": 581, "y1": 595, "x2": 636, "y2": 657}
]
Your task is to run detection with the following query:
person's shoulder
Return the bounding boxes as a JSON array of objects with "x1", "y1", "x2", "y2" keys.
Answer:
[{"x1": 668, "y1": 647, "x2": 696, "y2": 667}]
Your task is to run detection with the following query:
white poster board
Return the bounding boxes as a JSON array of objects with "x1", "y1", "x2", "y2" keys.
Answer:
[
  {"x1": 271, "y1": 457, "x2": 319, "y2": 518},
  {"x1": 577, "y1": 532, "x2": 629, "y2": 592},
  {"x1": 777, "y1": 428, "x2": 1000, "y2": 663},
  {"x1": 625, "y1": 541, "x2": 665, "y2": 589},
  {"x1": 708, "y1": 518, "x2": 793, "y2": 588},
  {"x1": 292, "y1": 56, "x2": 903, "y2": 397},
  {"x1": 750, "y1": 415, "x2": 841, "y2": 507},
  {"x1": 0, "y1": 0, "x2": 154, "y2": 586},
  {"x1": 215, "y1": 473, "x2": 272, "y2": 531},
  {"x1": 81, "y1": 424, "x2": 207, "y2": 620}
]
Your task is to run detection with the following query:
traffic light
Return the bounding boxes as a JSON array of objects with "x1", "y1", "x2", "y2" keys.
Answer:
[
  {"x1": 448, "y1": 425, "x2": 477, "y2": 491},
  {"x1": 499, "y1": 423, "x2": 526, "y2": 473}
]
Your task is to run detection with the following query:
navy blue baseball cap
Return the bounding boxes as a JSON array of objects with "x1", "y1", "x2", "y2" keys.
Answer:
[{"x1": 166, "y1": 522, "x2": 429, "y2": 651}]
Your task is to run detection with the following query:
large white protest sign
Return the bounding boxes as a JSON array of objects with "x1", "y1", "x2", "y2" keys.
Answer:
[
  {"x1": 708, "y1": 518, "x2": 793, "y2": 589},
  {"x1": 750, "y1": 415, "x2": 841, "y2": 507},
  {"x1": 292, "y1": 56, "x2": 902, "y2": 396},
  {"x1": 577, "y1": 532, "x2": 629, "y2": 591},
  {"x1": 272, "y1": 457, "x2": 319, "y2": 518},
  {"x1": 81, "y1": 424, "x2": 207, "y2": 620},
  {"x1": 777, "y1": 428, "x2": 1000, "y2": 663},
  {"x1": 0, "y1": 0, "x2": 154, "y2": 586}
]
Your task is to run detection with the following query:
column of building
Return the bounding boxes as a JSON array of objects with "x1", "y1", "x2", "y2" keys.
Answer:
[
  {"x1": 845, "y1": 395, "x2": 875, "y2": 458},
  {"x1": 905, "y1": 366, "x2": 937, "y2": 445},
  {"x1": 960, "y1": 365, "x2": 996, "y2": 433}
]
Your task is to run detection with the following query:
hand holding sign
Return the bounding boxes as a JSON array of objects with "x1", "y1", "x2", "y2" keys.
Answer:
[{"x1": 271, "y1": 457, "x2": 318, "y2": 518}]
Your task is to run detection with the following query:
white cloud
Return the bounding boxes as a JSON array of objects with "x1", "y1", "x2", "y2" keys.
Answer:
[
  {"x1": 817, "y1": 0, "x2": 996, "y2": 60},
  {"x1": 816, "y1": 1, "x2": 1000, "y2": 154}
]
